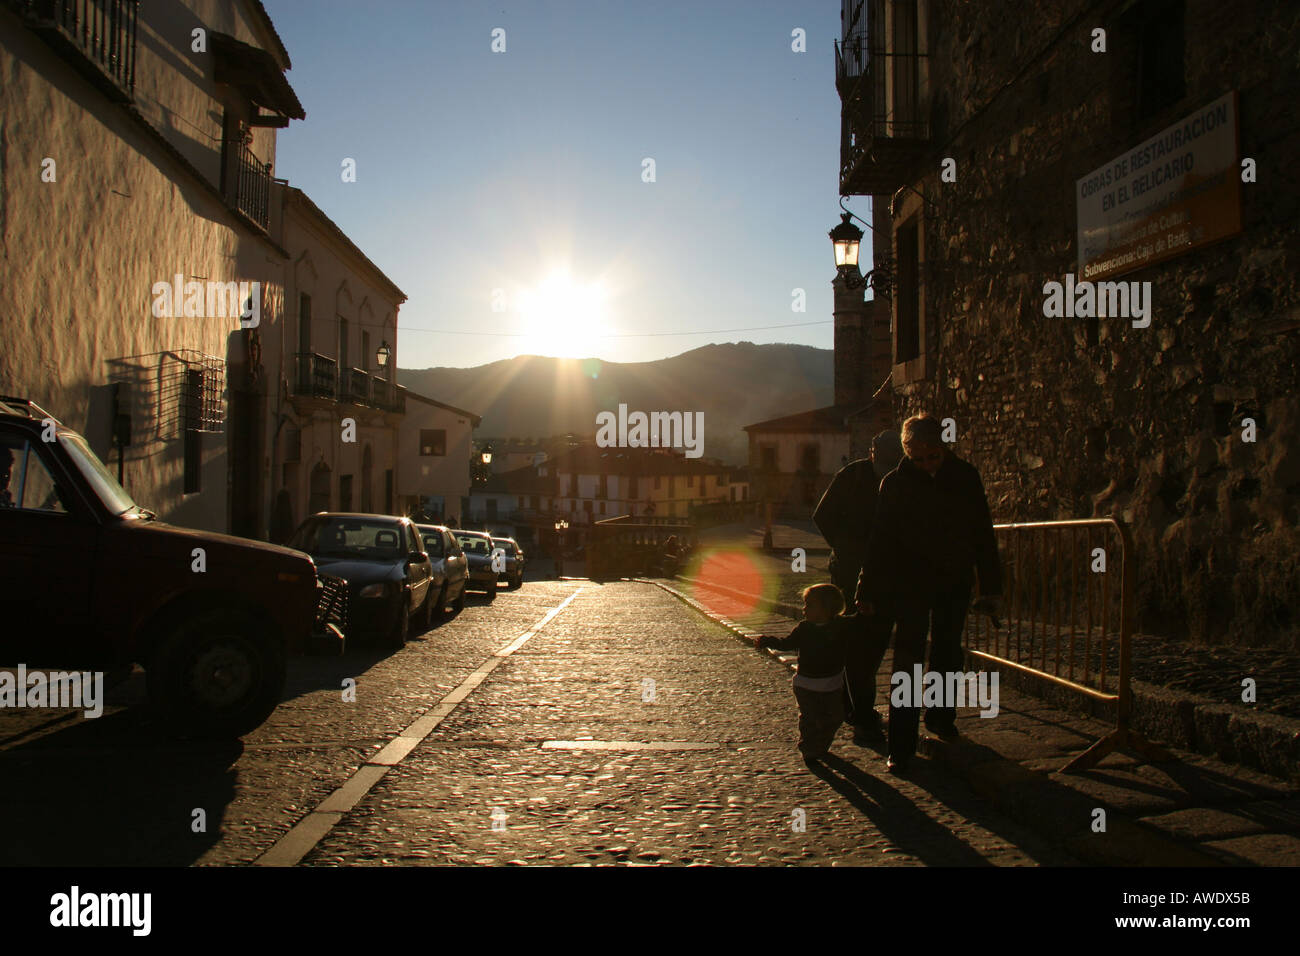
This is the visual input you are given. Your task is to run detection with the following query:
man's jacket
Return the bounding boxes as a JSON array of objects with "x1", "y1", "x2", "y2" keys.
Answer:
[
  {"x1": 812, "y1": 459, "x2": 879, "y2": 567},
  {"x1": 856, "y1": 452, "x2": 1001, "y2": 605}
]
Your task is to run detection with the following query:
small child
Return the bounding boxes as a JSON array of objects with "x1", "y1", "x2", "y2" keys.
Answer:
[{"x1": 756, "y1": 583, "x2": 851, "y2": 760}]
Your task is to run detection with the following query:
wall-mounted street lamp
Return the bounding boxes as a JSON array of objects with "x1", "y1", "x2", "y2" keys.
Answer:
[
  {"x1": 376, "y1": 341, "x2": 390, "y2": 368},
  {"x1": 481, "y1": 443, "x2": 493, "y2": 465},
  {"x1": 830, "y1": 212, "x2": 863, "y2": 271},
  {"x1": 830, "y1": 211, "x2": 874, "y2": 292},
  {"x1": 554, "y1": 518, "x2": 569, "y2": 532}
]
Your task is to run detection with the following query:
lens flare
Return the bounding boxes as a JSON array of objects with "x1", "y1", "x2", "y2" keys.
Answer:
[{"x1": 686, "y1": 548, "x2": 775, "y2": 619}]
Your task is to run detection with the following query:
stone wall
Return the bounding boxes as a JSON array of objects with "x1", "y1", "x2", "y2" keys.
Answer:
[{"x1": 881, "y1": 0, "x2": 1300, "y2": 647}]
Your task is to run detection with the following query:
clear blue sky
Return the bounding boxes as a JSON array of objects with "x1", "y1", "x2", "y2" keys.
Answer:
[{"x1": 263, "y1": 0, "x2": 873, "y2": 369}]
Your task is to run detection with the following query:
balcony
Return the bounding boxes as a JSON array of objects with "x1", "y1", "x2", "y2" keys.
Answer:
[
  {"x1": 234, "y1": 139, "x2": 272, "y2": 231},
  {"x1": 290, "y1": 356, "x2": 405, "y2": 413},
  {"x1": 339, "y1": 367, "x2": 371, "y2": 405},
  {"x1": 835, "y1": 22, "x2": 929, "y2": 196},
  {"x1": 17, "y1": 0, "x2": 139, "y2": 101},
  {"x1": 294, "y1": 352, "x2": 337, "y2": 399},
  {"x1": 370, "y1": 378, "x2": 406, "y2": 414}
]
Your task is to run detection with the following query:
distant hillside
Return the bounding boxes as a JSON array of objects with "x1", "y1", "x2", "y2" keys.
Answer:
[{"x1": 396, "y1": 342, "x2": 833, "y2": 466}]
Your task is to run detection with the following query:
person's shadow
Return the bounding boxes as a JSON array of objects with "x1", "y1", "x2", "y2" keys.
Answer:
[{"x1": 805, "y1": 751, "x2": 1016, "y2": 866}]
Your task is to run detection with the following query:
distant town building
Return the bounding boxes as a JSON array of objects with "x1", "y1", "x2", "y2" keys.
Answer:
[
  {"x1": 268, "y1": 185, "x2": 408, "y2": 539},
  {"x1": 398, "y1": 391, "x2": 481, "y2": 525}
]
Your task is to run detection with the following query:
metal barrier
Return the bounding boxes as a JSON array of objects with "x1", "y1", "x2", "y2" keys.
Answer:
[{"x1": 964, "y1": 517, "x2": 1171, "y2": 773}]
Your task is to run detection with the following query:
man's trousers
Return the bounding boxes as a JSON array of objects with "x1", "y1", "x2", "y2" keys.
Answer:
[{"x1": 887, "y1": 580, "x2": 972, "y2": 758}]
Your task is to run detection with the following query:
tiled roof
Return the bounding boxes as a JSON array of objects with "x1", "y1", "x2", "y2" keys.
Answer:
[{"x1": 743, "y1": 404, "x2": 862, "y2": 434}]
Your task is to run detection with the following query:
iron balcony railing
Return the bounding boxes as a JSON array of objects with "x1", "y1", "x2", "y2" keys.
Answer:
[
  {"x1": 294, "y1": 352, "x2": 337, "y2": 399},
  {"x1": 834, "y1": 0, "x2": 929, "y2": 196},
  {"x1": 18, "y1": 0, "x2": 139, "y2": 99},
  {"x1": 235, "y1": 139, "x2": 272, "y2": 231},
  {"x1": 371, "y1": 379, "x2": 406, "y2": 413},
  {"x1": 339, "y1": 367, "x2": 371, "y2": 405},
  {"x1": 290, "y1": 356, "x2": 405, "y2": 413}
]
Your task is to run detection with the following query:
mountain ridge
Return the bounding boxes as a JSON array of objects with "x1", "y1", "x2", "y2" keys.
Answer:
[{"x1": 395, "y1": 342, "x2": 833, "y2": 466}]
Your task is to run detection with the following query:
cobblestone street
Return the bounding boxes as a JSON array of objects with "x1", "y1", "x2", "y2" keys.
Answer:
[{"x1": 0, "y1": 580, "x2": 1076, "y2": 866}]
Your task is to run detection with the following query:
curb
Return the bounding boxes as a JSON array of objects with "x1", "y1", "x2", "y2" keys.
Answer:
[{"x1": 645, "y1": 577, "x2": 1229, "y2": 867}]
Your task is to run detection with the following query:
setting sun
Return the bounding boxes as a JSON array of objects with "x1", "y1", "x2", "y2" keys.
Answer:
[{"x1": 517, "y1": 270, "x2": 610, "y2": 358}]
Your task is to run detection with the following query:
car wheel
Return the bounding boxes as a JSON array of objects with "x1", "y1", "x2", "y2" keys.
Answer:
[
  {"x1": 430, "y1": 584, "x2": 447, "y2": 622},
  {"x1": 508, "y1": 573, "x2": 521, "y2": 590},
  {"x1": 451, "y1": 583, "x2": 466, "y2": 613},
  {"x1": 147, "y1": 609, "x2": 285, "y2": 740},
  {"x1": 387, "y1": 595, "x2": 410, "y2": 650},
  {"x1": 486, "y1": 579, "x2": 497, "y2": 601}
]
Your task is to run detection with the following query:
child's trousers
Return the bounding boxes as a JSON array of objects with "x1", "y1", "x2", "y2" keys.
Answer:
[{"x1": 794, "y1": 685, "x2": 845, "y2": 756}]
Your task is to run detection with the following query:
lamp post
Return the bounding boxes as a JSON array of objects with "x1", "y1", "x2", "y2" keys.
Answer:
[{"x1": 553, "y1": 517, "x2": 569, "y2": 578}]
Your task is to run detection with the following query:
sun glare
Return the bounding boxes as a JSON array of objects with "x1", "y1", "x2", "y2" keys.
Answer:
[{"x1": 517, "y1": 270, "x2": 610, "y2": 358}]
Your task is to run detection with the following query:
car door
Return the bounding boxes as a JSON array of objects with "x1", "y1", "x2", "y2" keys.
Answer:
[
  {"x1": 422, "y1": 528, "x2": 446, "y2": 591},
  {"x1": 407, "y1": 524, "x2": 431, "y2": 607},
  {"x1": 444, "y1": 531, "x2": 467, "y2": 592},
  {"x1": 0, "y1": 431, "x2": 98, "y2": 666}
]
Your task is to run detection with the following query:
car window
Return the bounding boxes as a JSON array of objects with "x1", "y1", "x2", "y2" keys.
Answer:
[
  {"x1": 443, "y1": 531, "x2": 461, "y2": 555},
  {"x1": 456, "y1": 535, "x2": 491, "y2": 554},
  {"x1": 0, "y1": 437, "x2": 67, "y2": 514},
  {"x1": 290, "y1": 517, "x2": 405, "y2": 559},
  {"x1": 418, "y1": 527, "x2": 444, "y2": 557},
  {"x1": 58, "y1": 431, "x2": 134, "y2": 515}
]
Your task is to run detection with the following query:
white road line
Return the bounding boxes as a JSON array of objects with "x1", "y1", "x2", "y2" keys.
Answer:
[{"x1": 254, "y1": 588, "x2": 583, "y2": 867}]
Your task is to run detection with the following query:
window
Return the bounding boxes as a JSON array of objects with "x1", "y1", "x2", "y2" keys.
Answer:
[
  {"x1": 583, "y1": 500, "x2": 593, "y2": 513},
  {"x1": 599, "y1": 501, "x2": 606, "y2": 515},
  {"x1": 362, "y1": 331, "x2": 371, "y2": 371},
  {"x1": 895, "y1": 217, "x2": 920, "y2": 363},
  {"x1": 760, "y1": 445, "x2": 778, "y2": 471},
  {"x1": 419, "y1": 429, "x2": 447, "y2": 456},
  {"x1": 339, "y1": 474, "x2": 353, "y2": 511},
  {"x1": 486, "y1": 499, "x2": 498, "y2": 520},
  {"x1": 299, "y1": 294, "x2": 311, "y2": 353},
  {"x1": 800, "y1": 444, "x2": 820, "y2": 475},
  {"x1": 338, "y1": 317, "x2": 349, "y2": 370},
  {"x1": 1135, "y1": 0, "x2": 1185, "y2": 121},
  {"x1": 628, "y1": 476, "x2": 638, "y2": 498},
  {"x1": 597, "y1": 475, "x2": 607, "y2": 498},
  {"x1": 654, "y1": 475, "x2": 661, "y2": 490},
  {"x1": 0, "y1": 438, "x2": 67, "y2": 513},
  {"x1": 183, "y1": 367, "x2": 204, "y2": 494},
  {"x1": 183, "y1": 429, "x2": 201, "y2": 494}
]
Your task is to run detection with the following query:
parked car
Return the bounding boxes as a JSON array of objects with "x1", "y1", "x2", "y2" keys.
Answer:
[
  {"x1": 416, "y1": 524, "x2": 469, "y2": 618},
  {"x1": 489, "y1": 536, "x2": 526, "y2": 589},
  {"x1": 288, "y1": 513, "x2": 434, "y2": 649},
  {"x1": 0, "y1": 396, "x2": 342, "y2": 739},
  {"x1": 455, "y1": 530, "x2": 499, "y2": 598}
]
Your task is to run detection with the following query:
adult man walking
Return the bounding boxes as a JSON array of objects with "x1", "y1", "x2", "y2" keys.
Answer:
[
  {"x1": 812, "y1": 429, "x2": 903, "y2": 742},
  {"x1": 857, "y1": 414, "x2": 1001, "y2": 773}
]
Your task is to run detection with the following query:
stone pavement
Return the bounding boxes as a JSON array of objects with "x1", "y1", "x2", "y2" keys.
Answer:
[
  {"x1": 665, "y1": 575, "x2": 1300, "y2": 866},
  {"x1": 0, "y1": 580, "x2": 1073, "y2": 867},
  {"x1": 298, "y1": 581, "x2": 1073, "y2": 866}
]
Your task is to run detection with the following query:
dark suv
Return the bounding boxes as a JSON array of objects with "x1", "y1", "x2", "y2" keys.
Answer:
[{"x1": 0, "y1": 396, "x2": 342, "y2": 738}]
